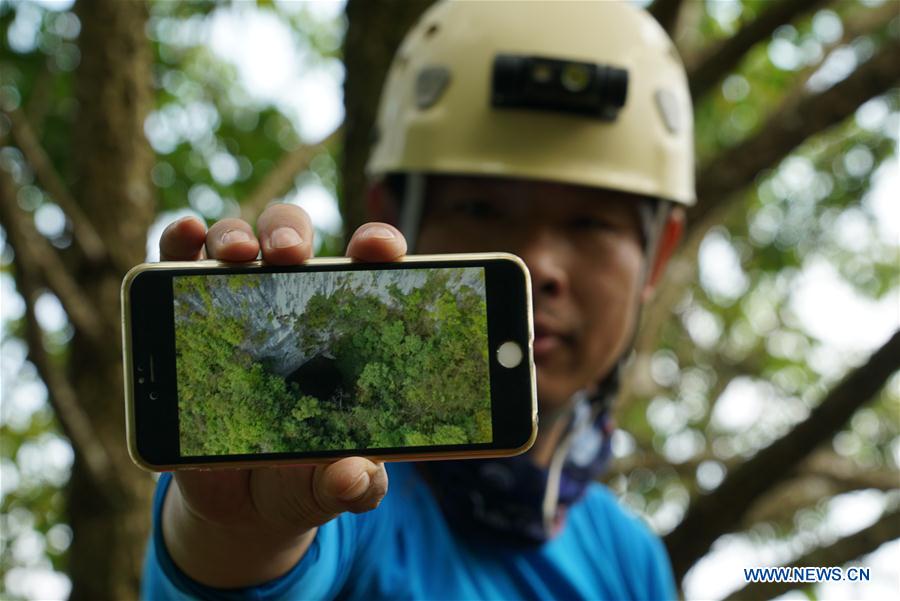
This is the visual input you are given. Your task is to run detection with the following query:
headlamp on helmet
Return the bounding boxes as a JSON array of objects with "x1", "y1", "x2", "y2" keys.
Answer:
[{"x1": 492, "y1": 54, "x2": 628, "y2": 121}]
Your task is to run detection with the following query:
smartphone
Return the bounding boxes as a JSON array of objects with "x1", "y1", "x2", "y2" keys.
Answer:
[{"x1": 121, "y1": 253, "x2": 537, "y2": 471}]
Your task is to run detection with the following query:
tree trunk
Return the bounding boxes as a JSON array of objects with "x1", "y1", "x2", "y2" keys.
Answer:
[
  {"x1": 66, "y1": 0, "x2": 156, "y2": 598},
  {"x1": 340, "y1": 0, "x2": 436, "y2": 237}
]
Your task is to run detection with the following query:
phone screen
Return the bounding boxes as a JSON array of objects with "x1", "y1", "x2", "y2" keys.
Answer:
[
  {"x1": 172, "y1": 268, "x2": 492, "y2": 457},
  {"x1": 124, "y1": 255, "x2": 536, "y2": 469}
]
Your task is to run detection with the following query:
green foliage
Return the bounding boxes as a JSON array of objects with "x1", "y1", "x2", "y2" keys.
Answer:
[
  {"x1": 142, "y1": 0, "x2": 345, "y2": 251},
  {"x1": 0, "y1": 404, "x2": 70, "y2": 589},
  {"x1": 174, "y1": 269, "x2": 492, "y2": 455}
]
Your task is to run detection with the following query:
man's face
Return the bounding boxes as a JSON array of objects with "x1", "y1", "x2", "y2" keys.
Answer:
[{"x1": 415, "y1": 175, "x2": 647, "y2": 413}]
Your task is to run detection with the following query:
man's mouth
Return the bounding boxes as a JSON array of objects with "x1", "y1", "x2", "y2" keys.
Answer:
[
  {"x1": 533, "y1": 319, "x2": 571, "y2": 359},
  {"x1": 534, "y1": 332, "x2": 561, "y2": 357}
]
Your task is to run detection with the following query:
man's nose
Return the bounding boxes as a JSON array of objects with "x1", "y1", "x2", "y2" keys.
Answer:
[{"x1": 513, "y1": 231, "x2": 571, "y2": 299}]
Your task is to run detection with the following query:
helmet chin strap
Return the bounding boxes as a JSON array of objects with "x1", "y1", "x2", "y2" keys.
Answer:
[
  {"x1": 399, "y1": 173, "x2": 426, "y2": 253},
  {"x1": 541, "y1": 378, "x2": 616, "y2": 532}
]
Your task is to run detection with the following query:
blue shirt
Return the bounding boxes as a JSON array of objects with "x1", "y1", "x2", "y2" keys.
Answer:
[{"x1": 143, "y1": 463, "x2": 676, "y2": 600}]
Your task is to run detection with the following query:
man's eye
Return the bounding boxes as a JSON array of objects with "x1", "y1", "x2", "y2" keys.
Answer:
[
  {"x1": 451, "y1": 200, "x2": 501, "y2": 219},
  {"x1": 570, "y1": 216, "x2": 615, "y2": 231}
]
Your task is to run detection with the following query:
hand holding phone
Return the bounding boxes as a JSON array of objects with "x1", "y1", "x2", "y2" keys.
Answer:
[
  {"x1": 128, "y1": 239, "x2": 534, "y2": 468},
  {"x1": 154, "y1": 207, "x2": 405, "y2": 588},
  {"x1": 142, "y1": 205, "x2": 535, "y2": 588}
]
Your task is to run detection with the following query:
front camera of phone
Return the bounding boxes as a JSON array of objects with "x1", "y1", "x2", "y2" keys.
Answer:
[
  {"x1": 497, "y1": 341, "x2": 523, "y2": 368},
  {"x1": 149, "y1": 391, "x2": 158, "y2": 401}
]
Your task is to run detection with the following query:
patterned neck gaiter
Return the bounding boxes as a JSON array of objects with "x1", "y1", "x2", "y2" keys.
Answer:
[{"x1": 422, "y1": 391, "x2": 614, "y2": 546}]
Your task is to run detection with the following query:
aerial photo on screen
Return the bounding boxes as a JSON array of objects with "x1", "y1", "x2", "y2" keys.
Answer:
[{"x1": 172, "y1": 267, "x2": 492, "y2": 456}]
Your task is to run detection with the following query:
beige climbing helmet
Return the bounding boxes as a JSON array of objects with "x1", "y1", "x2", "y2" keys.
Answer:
[{"x1": 367, "y1": 0, "x2": 695, "y2": 206}]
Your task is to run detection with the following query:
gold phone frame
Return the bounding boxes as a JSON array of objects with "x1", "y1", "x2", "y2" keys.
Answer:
[{"x1": 121, "y1": 253, "x2": 537, "y2": 471}]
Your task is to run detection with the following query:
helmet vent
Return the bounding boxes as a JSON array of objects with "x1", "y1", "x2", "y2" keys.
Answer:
[
  {"x1": 416, "y1": 66, "x2": 452, "y2": 109},
  {"x1": 654, "y1": 89, "x2": 681, "y2": 134}
]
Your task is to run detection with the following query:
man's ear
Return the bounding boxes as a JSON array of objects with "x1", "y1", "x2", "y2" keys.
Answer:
[
  {"x1": 365, "y1": 180, "x2": 401, "y2": 226},
  {"x1": 641, "y1": 206, "x2": 685, "y2": 303}
]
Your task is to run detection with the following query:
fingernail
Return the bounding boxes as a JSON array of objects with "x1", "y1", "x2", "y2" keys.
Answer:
[
  {"x1": 338, "y1": 471, "x2": 370, "y2": 501},
  {"x1": 221, "y1": 229, "x2": 253, "y2": 244},
  {"x1": 165, "y1": 216, "x2": 196, "y2": 233},
  {"x1": 269, "y1": 227, "x2": 303, "y2": 249},
  {"x1": 359, "y1": 225, "x2": 396, "y2": 241}
]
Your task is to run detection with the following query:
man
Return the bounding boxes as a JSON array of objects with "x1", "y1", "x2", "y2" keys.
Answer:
[{"x1": 144, "y1": 1, "x2": 692, "y2": 598}]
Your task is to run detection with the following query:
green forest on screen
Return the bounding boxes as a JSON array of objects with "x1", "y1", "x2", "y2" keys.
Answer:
[{"x1": 173, "y1": 270, "x2": 492, "y2": 455}]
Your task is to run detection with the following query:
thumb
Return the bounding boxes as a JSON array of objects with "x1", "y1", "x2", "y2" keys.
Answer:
[
  {"x1": 312, "y1": 457, "x2": 389, "y2": 516},
  {"x1": 256, "y1": 457, "x2": 389, "y2": 531}
]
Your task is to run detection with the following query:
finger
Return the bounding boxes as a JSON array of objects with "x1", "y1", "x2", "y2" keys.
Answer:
[
  {"x1": 345, "y1": 223, "x2": 407, "y2": 262},
  {"x1": 205, "y1": 218, "x2": 260, "y2": 262},
  {"x1": 160, "y1": 216, "x2": 207, "y2": 261},
  {"x1": 312, "y1": 457, "x2": 388, "y2": 516},
  {"x1": 256, "y1": 203, "x2": 315, "y2": 265},
  {"x1": 342, "y1": 461, "x2": 389, "y2": 514}
]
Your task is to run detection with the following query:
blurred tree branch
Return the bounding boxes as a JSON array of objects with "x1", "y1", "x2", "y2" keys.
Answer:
[
  {"x1": 705, "y1": 352, "x2": 768, "y2": 407},
  {"x1": 804, "y1": 451, "x2": 900, "y2": 493},
  {"x1": 780, "y1": 1, "x2": 899, "y2": 107},
  {"x1": 687, "y1": 0, "x2": 830, "y2": 101},
  {"x1": 745, "y1": 452, "x2": 900, "y2": 526},
  {"x1": 6, "y1": 107, "x2": 107, "y2": 263},
  {"x1": 619, "y1": 258, "x2": 696, "y2": 410},
  {"x1": 648, "y1": 0, "x2": 686, "y2": 36},
  {"x1": 621, "y1": 295, "x2": 764, "y2": 424},
  {"x1": 11, "y1": 254, "x2": 125, "y2": 507},
  {"x1": 23, "y1": 69, "x2": 54, "y2": 138},
  {"x1": 743, "y1": 476, "x2": 837, "y2": 527},
  {"x1": 724, "y1": 507, "x2": 900, "y2": 601},
  {"x1": 665, "y1": 329, "x2": 900, "y2": 579},
  {"x1": 609, "y1": 451, "x2": 727, "y2": 480},
  {"x1": 341, "y1": 0, "x2": 436, "y2": 239},
  {"x1": 623, "y1": 33, "x2": 899, "y2": 421},
  {"x1": 240, "y1": 127, "x2": 342, "y2": 224},
  {"x1": 0, "y1": 167, "x2": 105, "y2": 345},
  {"x1": 689, "y1": 36, "x2": 900, "y2": 239},
  {"x1": 64, "y1": 0, "x2": 158, "y2": 596}
]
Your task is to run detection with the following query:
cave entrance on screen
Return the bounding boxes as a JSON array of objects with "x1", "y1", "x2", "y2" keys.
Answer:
[{"x1": 286, "y1": 353, "x2": 349, "y2": 410}]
